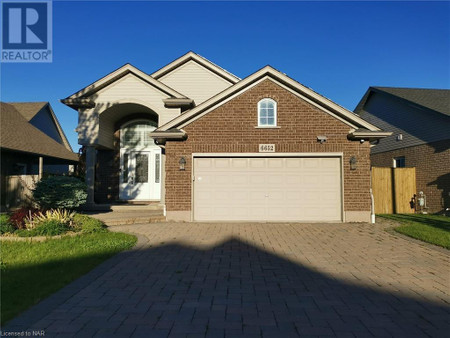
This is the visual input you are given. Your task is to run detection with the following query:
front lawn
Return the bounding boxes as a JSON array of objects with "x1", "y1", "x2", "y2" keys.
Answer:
[
  {"x1": 378, "y1": 214, "x2": 450, "y2": 249},
  {"x1": 1, "y1": 232, "x2": 136, "y2": 324}
]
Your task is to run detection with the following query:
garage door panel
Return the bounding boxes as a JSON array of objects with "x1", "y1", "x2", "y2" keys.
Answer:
[
  {"x1": 268, "y1": 158, "x2": 284, "y2": 168},
  {"x1": 231, "y1": 158, "x2": 248, "y2": 168},
  {"x1": 250, "y1": 175, "x2": 266, "y2": 184},
  {"x1": 249, "y1": 158, "x2": 265, "y2": 168},
  {"x1": 194, "y1": 157, "x2": 342, "y2": 221},
  {"x1": 267, "y1": 175, "x2": 284, "y2": 185}
]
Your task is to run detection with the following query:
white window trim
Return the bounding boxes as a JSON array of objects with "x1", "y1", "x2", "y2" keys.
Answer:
[{"x1": 257, "y1": 98, "x2": 277, "y2": 127}]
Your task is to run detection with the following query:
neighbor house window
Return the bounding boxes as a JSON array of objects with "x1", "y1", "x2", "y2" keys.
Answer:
[
  {"x1": 393, "y1": 156, "x2": 406, "y2": 168},
  {"x1": 258, "y1": 98, "x2": 277, "y2": 127}
]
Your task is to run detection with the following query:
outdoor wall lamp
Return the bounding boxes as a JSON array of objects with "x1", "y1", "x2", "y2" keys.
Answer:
[
  {"x1": 317, "y1": 135, "x2": 327, "y2": 144},
  {"x1": 179, "y1": 157, "x2": 186, "y2": 171},
  {"x1": 350, "y1": 156, "x2": 357, "y2": 170}
]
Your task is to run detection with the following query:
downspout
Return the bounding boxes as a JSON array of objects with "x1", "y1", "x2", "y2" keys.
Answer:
[
  {"x1": 370, "y1": 188, "x2": 375, "y2": 224},
  {"x1": 370, "y1": 165, "x2": 375, "y2": 224}
]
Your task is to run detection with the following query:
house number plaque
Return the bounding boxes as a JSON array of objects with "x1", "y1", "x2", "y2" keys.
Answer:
[{"x1": 259, "y1": 144, "x2": 275, "y2": 152}]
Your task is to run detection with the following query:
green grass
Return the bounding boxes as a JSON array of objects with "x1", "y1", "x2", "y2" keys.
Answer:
[
  {"x1": 0, "y1": 232, "x2": 136, "y2": 324},
  {"x1": 378, "y1": 214, "x2": 450, "y2": 249}
]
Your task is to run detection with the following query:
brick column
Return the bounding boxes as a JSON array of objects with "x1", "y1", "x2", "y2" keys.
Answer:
[{"x1": 85, "y1": 146, "x2": 96, "y2": 205}]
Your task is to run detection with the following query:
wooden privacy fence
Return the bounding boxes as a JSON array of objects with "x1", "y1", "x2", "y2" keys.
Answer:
[
  {"x1": 3, "y1": 175, "x2": 38, "y2": 208},
  {"x1": 371, "y1": 167, "x2": 416, "y2": 214}
]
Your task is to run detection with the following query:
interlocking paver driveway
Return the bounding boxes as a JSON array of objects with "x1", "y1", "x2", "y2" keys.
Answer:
[{"x1": 4, "y1": 222, "x2": 450, "y2": 337}]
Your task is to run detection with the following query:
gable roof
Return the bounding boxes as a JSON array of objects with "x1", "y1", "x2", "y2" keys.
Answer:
[
  {"x1": 355, "y1": 87, "x2": 450, "y2": 117},
  {"x1": 7, "y1": 102, "x2": 47, "y2": 121},
  {"x1": 63, "y1": 63, "x2": 187, "y2": 105},
  {"x1": 151, "y1": 51, "x2": 240, "y2": 84},
  {"x1": 0, "y1": 102, "x2": 78, "y2": 162},
  {"x1": 8, "y1": 102, "x2": 73, "y2": 151},
  {"x1": 155, "y1": 65, "x2": 383, "y2": 133}
]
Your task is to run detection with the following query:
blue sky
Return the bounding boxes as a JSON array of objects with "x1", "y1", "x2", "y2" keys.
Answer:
[{"x1": 1, "y1": 1, "x2": 449, "y2": 151}]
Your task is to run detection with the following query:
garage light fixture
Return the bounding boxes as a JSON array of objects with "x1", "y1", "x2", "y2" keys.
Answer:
[
  {"x1": 179, "y1": 157, "x2": 186, "y2": 171},
  {"x1": 317, "y1": 136, "x2": 327, "y2": 144},
  {"x1": 350, "y1": 156, "x2": 357, "y2": 170}
]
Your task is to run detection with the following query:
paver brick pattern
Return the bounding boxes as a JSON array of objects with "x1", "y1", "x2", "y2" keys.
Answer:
[{"x1": 4, "y1": 222, "x2": 450, "y2": 337}]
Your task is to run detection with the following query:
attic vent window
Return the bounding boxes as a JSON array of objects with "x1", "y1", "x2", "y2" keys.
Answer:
[{"x1": 258, "y1": 98, "x2": 277, "y2": 127}]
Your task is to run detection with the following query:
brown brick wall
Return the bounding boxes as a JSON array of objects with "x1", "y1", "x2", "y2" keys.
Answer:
[
  {"x1": 371, "y1": 139, "x2": 450, "y2": 213},
  {"x1": 165, "y1": 79, "x2": 371, "y2": 213},
  {"x1": 94, "y1": 130, "x2": 120, "y2": 203}
]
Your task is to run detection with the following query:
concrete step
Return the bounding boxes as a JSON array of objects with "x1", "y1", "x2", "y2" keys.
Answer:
[
  {"x1": 87, "y1": 211, "x2": 166, "y2": 226},
  {"x1": 110, "y1": 204, "x2": 164, "y2": 212},
  {"x1": 102, "y1": 215, "x2": 166, "y2": 226}
]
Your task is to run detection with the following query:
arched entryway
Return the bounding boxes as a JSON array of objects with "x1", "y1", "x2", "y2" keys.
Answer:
[{"x1": 92, "y1": 102, "x2": 162, "y2": 203}]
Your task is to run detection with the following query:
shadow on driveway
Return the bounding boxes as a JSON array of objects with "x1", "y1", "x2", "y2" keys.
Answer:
[{"x1": 4, "y1": 237, "x2": 450, "y2": 337}]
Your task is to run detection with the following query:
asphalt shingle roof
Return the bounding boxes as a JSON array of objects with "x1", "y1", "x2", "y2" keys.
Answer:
[
  {"x1": 373, "y1": 87, "x2": 450, "y2": 116},
  {"x1": 0, "y1": 102, "x2": 78, "y2": 162},
  {"x1": 7, "y1": 102, "x2": 48, "y2": 121}
]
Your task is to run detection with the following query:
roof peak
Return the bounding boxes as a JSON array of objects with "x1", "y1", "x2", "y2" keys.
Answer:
[{"x1": 151, "y1": 51, "x2": 240, "y2": 83}]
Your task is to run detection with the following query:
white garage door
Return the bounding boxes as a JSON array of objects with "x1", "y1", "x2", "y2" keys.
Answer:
[{"x1": 193, "y1": 157, "x2": 342, "y2": 222}]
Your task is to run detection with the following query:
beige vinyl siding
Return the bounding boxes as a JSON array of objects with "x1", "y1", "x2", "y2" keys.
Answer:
[
  {"x1": 158, "y1": 60, "x2": 233, "y2": 105},
  {"x1": 80, "y1": 74, "x2": 181, "y2": 148},
  {"x1": 77, "y1": 108, "x2": 98, "y2": 145},
  {"x1": 359, "y1": 92, "x2": 450, "y2": 154}
]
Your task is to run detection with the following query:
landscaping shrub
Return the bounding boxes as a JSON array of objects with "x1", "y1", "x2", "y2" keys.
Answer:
[
  {"x1": 73, "y1": 214, "x2": 107, "y2": 233},
  {"x1": 26, "y1": 209, "x2": 75, "y2": 229},
  {"x1": 34, "y1": 220, "x2": 68, "y2": 236},
  {"x1": 33, "y1": 176, "x2": 87, "y2": 209},
  {"x1": 9, "y1": 208, "x2": 40, "y2": 229},
  {"x1": 17, "y1": 220, "x2": 68, "y2": 237},
  {"x1": 0, "y1": 214, "x2": 15, "y2": 234}
]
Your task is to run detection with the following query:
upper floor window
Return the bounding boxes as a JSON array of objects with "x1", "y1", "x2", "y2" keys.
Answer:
[{"x1": 258, "y1": 98, "x2": 277, "y2": 127}]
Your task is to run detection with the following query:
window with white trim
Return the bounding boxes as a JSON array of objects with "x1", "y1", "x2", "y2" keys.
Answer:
[
  {"x1": 258, "y1": 98, "x2": 277, "y2": 127},
  {"x1": 393, "y1": 156, "x2": 406, "y2": 168}
]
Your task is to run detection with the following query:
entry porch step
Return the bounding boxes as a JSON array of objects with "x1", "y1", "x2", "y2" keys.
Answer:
[
  {"x1": 81, "y1": 203, "x2": 164, "y2": 212},
  {"x1": 82, "y1": 203, "x2": 166, "y2": 226},
  {"x1": 110, "y1": 204, "x2": 164, "y2": 212},
  {"x1": 86, "y1": 211, "x2": 166, "y2": 226}
]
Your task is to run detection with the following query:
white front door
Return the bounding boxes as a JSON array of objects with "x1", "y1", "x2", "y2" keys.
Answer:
[{"x1": 119, "y1": 148, "x2": 161, "y2": 200}]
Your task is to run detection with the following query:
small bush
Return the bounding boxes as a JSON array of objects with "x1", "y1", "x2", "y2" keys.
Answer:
[
  {"x1": 35, "y1": 220, "x2": 68, "y2": 236},
  {"x1": 33, "y1": 176, "x2": 87, "y2": 209},
  {"x1": 0, "y1": 214, "x2": 15, "y2": 234},
  {"x1": 15, "y1": 229, "x2": 36, "y2": 237},
  {"x1": 9, "y1": 208, "x2": 40, "y2": 229},
  {"x1": 73, "y1": 214, "x2": 107, "y2": 233},
  {"x1": 26, "y1": 209, "x2": 75, "y2": 230}
]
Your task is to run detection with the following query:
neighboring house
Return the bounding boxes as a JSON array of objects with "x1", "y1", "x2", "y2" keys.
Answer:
[
  {"x1": 355, "y1": 87, "x2": 450, "y2": 213},
  {"x1": 0, "y1": 102, "x2": 78, "y2": 207},
  {"x1": 62, "y1": 51, "x2": 390, "y2": 222}
]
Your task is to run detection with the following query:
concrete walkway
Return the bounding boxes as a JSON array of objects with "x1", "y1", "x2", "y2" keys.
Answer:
[{"x1": 4, "y1": 222, "x2": 449, "y2": 337}]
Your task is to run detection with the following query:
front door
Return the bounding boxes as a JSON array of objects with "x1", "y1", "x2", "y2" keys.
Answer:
[{"x1": 119, "y1": 148, "x2": 161, "y2": 200}]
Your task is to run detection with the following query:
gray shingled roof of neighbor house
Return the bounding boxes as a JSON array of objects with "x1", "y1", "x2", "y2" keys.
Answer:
[
  {"x1": 0, "y1": 102, "x2": 78, "y2": 162},
  {"x1": 7, "y1": 101, "x2": 48, "y2": 121},
  {"x1": 371, "y1": 87, "x2": 450, "y2": 116}
]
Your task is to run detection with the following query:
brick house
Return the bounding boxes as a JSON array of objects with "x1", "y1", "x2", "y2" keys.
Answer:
[
  {"x1": 62, "y1": 52, "x2": 390, "y2": 222},
  {"x1": 354, "y1": 87, "x2": 450, "y2": 213}
]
